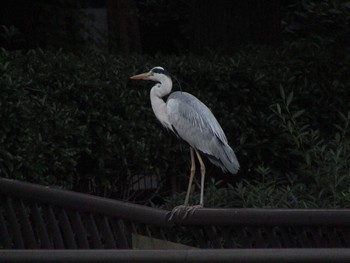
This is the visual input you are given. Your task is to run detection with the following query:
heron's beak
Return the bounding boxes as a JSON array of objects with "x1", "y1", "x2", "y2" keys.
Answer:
[{"x1": 130, "y1": 72, "x2": 151, "y2": 80}]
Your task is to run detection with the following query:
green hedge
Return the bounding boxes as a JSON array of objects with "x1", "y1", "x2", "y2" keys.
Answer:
[{"x1": 1, "y1": 44, "x2": 349, "y2": 207}]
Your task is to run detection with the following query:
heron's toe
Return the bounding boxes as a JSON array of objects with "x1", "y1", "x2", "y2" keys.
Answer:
[
  {"x1": 167, "y1": 205, "x2": 187, "y2": 221},
  {"x1": 167, "y1": 204, "x2": 203, "y2": 221},
  {"x1": 182, "y1": 204, "x2": 203, "y2": 218}
]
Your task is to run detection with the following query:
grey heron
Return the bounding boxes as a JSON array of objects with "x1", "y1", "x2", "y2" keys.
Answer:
[{"x1": 130, "y1": 66, "x2": 239, "y2": 210}]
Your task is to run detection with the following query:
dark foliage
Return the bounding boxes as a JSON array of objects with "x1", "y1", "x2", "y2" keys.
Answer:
[
  {"x1": 1, "y1": 38, "x2": 349, "y2": 207},
  {"x1": 1, "y1": 0, "x2": 350, "y2": 208}
]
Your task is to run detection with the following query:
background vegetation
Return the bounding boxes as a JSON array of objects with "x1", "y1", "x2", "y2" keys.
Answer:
[{"x1": 0, "y1": 0, "x2": 349, "y2": 208}]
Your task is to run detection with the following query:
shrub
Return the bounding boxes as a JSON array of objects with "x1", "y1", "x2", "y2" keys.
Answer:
[{"x1": 0, "y1": 42, "x2": 349, "y2": 207}]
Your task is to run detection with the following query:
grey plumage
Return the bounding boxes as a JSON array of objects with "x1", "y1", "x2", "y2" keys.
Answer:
[
  {"x1": 130, "y1": 66, "x2": 240, "y2": 208},
  {"x1": 167, "y1": 91, "x2": 239, "y2": 174}
]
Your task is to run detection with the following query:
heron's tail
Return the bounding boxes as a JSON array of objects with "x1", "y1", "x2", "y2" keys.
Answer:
[{"x1": 205, "y1": 142, "x2": 239, "y2": 174}]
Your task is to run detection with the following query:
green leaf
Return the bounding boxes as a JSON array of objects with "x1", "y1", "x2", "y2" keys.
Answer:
[
  {"x1": 292, "y1": 109, "x2": 305, "y2": 119},
  {"x1": 338, "y1": 111, "x2": 348, "y2": 122},
  {"x1": 276, "y1": 103, "x2": 281, "y2": 114},
  {"x1": 279, "y1": 85, "x2": 285, "y2": 100},
  {"x1": 286, "y1": 91, "x2": 294, "y2": 107},
  {"x1": 335, "y1": 132, "x2": 341, "y2": 142},
  {"x1": 334, "y1": 124, "x2": 344, "y2": 132}
]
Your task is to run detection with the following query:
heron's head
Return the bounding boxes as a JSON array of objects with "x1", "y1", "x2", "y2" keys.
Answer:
[{"x1": 130, "y1": 66, "x2": 171, "y2": 82}]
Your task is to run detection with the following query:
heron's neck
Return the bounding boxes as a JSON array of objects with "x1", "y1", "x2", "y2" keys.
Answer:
[{"x1": 150, "y1": 77, "x2": 173, "y2": 130}]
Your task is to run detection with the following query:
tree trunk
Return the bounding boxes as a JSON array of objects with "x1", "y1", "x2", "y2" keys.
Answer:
[{"x1": 107, "y1": 0, "x2": 141, "y2": 54}]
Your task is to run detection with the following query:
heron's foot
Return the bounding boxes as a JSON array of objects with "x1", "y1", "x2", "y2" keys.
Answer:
[
  {"x1": 183, "y1": 204, "x2": 203, "y2": 218},
  {"x1": 168, "y1": 205, "x2": 187, "y2": 221},
  {"x1": 167, "y1": 204, "x2": 203, "y2": 221}
]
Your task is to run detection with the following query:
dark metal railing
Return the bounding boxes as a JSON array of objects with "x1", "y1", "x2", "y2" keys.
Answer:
[
  {"x1": 0, "y1": 177, "x2": 350, "y2": 250},
  {"x1": 0, "y1": 178, "x2": 172, "y2": 249},
  {"x1": 0, "y1": 177, "x2": 169, "y2": 226},
  {"x1": 1, "y1": 249, "x2": 350, "y2": 263}
]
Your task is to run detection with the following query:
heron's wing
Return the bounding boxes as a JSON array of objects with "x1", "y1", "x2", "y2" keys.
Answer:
[
  {"x1": 168, "y1": 92, "x2": 227, "y2": 141},
  {"x1": 167, "y1": 92, "x2": 239, "y2": 174}
]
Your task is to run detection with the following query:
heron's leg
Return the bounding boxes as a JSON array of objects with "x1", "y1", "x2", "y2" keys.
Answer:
[
  {"x1": 168, "y1": 148, "x2": 202, "y2": 221},
  {"x1": 194, "y1": 149, "x2": 206, "y2": 207},
  {"x1": 184, "y1": 148, "x2": 196, "y2": 206}
]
